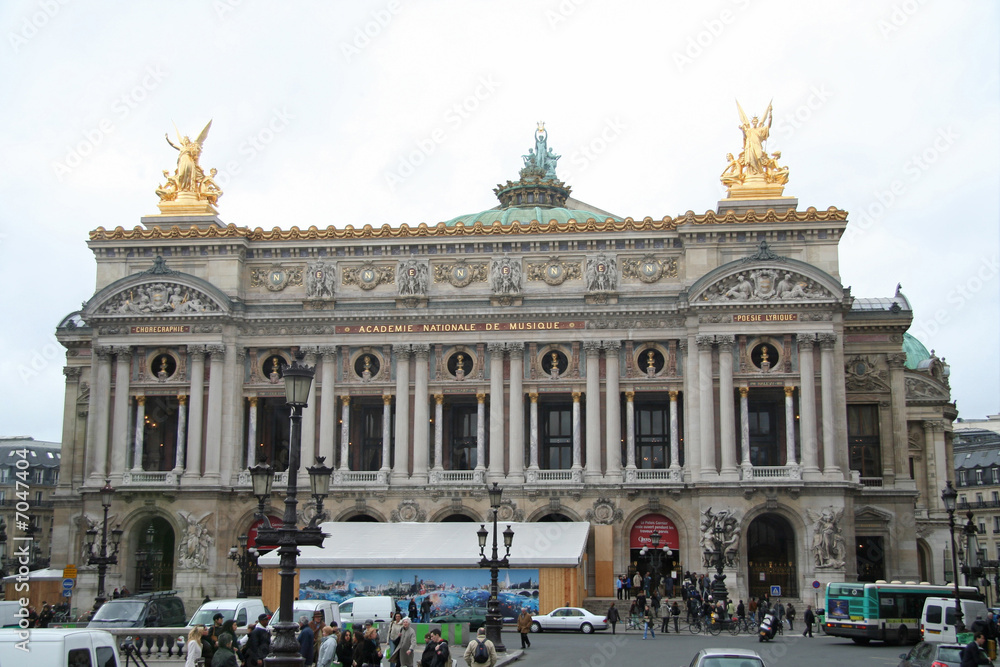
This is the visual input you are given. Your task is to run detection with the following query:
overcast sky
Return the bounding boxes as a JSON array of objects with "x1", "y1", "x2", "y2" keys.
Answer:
[{"x1": 1, "y1": 1, "x2": 998, "y2": 442}]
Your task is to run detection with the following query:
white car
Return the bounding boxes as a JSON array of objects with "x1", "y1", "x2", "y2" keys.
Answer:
[
  {"x1": 530, "y1": 607, "x2": 608, "y2": 634},
  {"x1": 685, "y1": 648, "x2": 769, "y2": 667}
]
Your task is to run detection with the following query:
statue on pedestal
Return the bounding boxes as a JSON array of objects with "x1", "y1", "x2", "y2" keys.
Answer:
[
  {"x1": 721, "y1": 101, "x2": 790, "y2": 199},
  {"x1": 155, "y1": 120, "x2": 223, "y2": 214}
]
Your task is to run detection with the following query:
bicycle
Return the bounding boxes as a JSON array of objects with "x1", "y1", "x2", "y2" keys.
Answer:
[{"x1": 626, "y1": 615, "x2": 643, "y2": 632}]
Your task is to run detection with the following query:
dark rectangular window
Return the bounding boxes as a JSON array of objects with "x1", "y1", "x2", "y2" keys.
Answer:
[
  {"x1": 847, "y1": 404, "x2": 881, "y2": 478},
  {"x1": 542, "y1": 406, "x2": 573, "y2": 470},
  {"x1": 635, "y1": 404, "x2": 668, "y2": 469},
  {"x1": 450, "y1": 405, "x2": 478, "y2": 470}
]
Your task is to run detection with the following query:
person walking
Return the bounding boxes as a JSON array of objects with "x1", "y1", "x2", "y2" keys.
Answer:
[
  {"x1": 785, "y1": 602, "x2": 795, "y2": 631},
  {"x1": 671, "y1": 601, "x2": 681, "y2": 633},
  {"x1": 185, "y1": 625, "x2": 206, "y2": 667},
  {"x1": 617, "y1": 575, "x2": 624, "y2": 600},
  {"x1": 664, "y1": 573, "x2": 674, "y2": 599},
  {"x1": 317, "y1": 626, "x2": 338, "y2": 667},
  {"x1": 211, "y1": 633, "x2": 238, "y2": 667},
  {"x1": 408, "y1": 598, "x2": 419, "y2": 621},
  {"x1": 246, "y1": 614, "x2": 271, "y2": 667},
  {"x1": 642, "y1": 605, "x2": 655, "y2": 640},
  {"x1": 803, "y1": 605, "x2": 815, "y2": 638},
  {"x1": 517, "y1": 607, "x2": 533, "y2": 647},
  {"x1": 336, "y1": 630, "x2": 355, "y2": 667},
  {"x1": 463, "y1": 627, "x2": 497, "y2": 667},
  {"x1": 420, "y1": 597, "x2": 433, "y2": 623},
  {"x1": 961, "y1": 632, "x2": 991, "y2": 667},
  {"x1": 607, "y1": 602, "x2": 620, "y2": 635},
  {"x1": 298, "y1": 615, "x2": 315, "y2": 664},
  {"x1": 397, "y1": 617, "x2": 417, "y2": 667},
  {"x1": 651, "y1": 590, "x2": 661, "y2": 618},
  {"x1": 388, "y1": 611, "x2": 405, "y2": 662},
  {"x1": 624, "y1": 573, "x2": 631, "y2": 600}
]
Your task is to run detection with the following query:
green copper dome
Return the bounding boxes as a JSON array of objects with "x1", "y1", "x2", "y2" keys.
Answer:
[
  {"x1": 443, "y1": 206, "x2": 620, "y2": 227},
  {"x1": 903, "y1": 332, "x2": 931, "y2": 370}
]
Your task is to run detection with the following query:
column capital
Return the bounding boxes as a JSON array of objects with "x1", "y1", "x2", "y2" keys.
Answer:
[
  {"x1": 625, "y1": 390, "x2": 634, "y2": 401},
  {"x1": 177, "y1": 394, "x2": 187, "y2": 405},
  {"x1": 572, "y1": 391, "x2": 582, "y2": 402},
  {"x1": 887, "y1": 352, "x2": 908, "y2": 369},
  {"x1": 507, "y1": 342, "x2": 525, "y2": 357},
  {"x1": 478, "y1": 392, "x2": 487, "y2": 403},
  {"x1": 487, "y1": 342, "x2": 506, "y2": 354},
  {"x1": 63, "y1": 366, "x2": 82, "y2": 380},
  {"x1": 602, "y1": 339, "x2": 621, "y2": 351},
  {"x1": 94, "y1": 344, "x2": 114, "y2": 360},
  {"x1": 583, "y1": 340, "x2": 602, "y2": 354},
  {"x1": 716, "y1": 334, "x2": 735, "y2": 346},
  {"x1": 678, "y1": 339, "x2": 688, "y2": 353},
  {"x1": 393, "y1": 344, "x2": 411, "y2": 359},
  {"x1": 412, "y1": 343, "x2": 430, "y2": 359},
  {"x1": 739, "y1": 386, "x2": 749, "y2": 398},
  {"x1": 435, "y1": 393, "x2": 444, "y2": 405},
  {"x1": 205, "y1": 344, "x2": 225, "y2": 357},
  {"x1": 796, "y1": 335, "x2": 816, "y2": 352},
  {"x1": 248, "y1": 396, "x2": 258, "y2": 407},
  {"x1": 187, "y1": 345, "x2": 206, "y2": 359},
  {"x1": 784, "y1": 386, "x2": 795, "y2": 398},
  {"x1": 318, "y1": 345, "x2": 338, "y2": 357},
  {"x1": 668, "y1": 390, "x2": 678, "y2": 400},
  {"x1": 696, "y1": 335, "x2": 715, "y2": 350},
  {"x1": 383, "y1": 394, "x2": 393, "y2": 406},
  {"x1": 135, "y1": 395, "x2": 146, "y2": 406},
  {"x1": 112, "y1": 345, "x2": 132, "y2": 358},
  {"x1": 527, "y1": 392, "x2": 537, "y2": 403},
  {"x1": 818, "y1": 333, "x2": 838, "y2": 349},
  {"x1": 341, "y1": 395, "x2": 351, "y2": 407}
]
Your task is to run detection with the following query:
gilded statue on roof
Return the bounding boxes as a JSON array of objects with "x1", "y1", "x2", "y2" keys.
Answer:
[
  {"x1": 721, "y1": 101, "x2": 790, "y2": 199},
  {"x1": 155, "y1": 120, "x2": 223, "y2": 214}
]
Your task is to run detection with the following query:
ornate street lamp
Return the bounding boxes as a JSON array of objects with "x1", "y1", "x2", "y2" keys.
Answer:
[
  {"x1": 306, "y1": 456, "x2": 334, "y2": 526},
  {"x1": 639, "y1": 530, "x2": 673, "y2": 594},
  {"x1": 478, "y1": 482, "x2": 513, "y2": 652},
  {"x1": 255, "y1": 352, "x2": 327, "y2": 667},
  {"x1": 942, "y1": 481, "x2": 965, "y2": 632},
  {"x1": 711, "y1": 523, "x2": 729, "y2": 604},
  {"x1": 229, "y1": 534, "x2": 258, "y2": 599},
  {"x1": 86, "y1": 479, "x2": 124, "y2": 613},
  {"x1": 963, "y1": 511, "x2": 983, "y2": 589}
]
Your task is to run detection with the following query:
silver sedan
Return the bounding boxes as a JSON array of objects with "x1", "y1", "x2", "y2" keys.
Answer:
[{"x1": 530, "y1": 607, "x2": 608, "y2": 634}]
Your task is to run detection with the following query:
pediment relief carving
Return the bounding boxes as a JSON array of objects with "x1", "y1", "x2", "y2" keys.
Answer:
[
  {"x1": 96, "y1": 281, "x2": 222, "y2": 316},
  {"x1": 697, "y1": 267, "x2": 834, "y2": 303},
  {"x1": 845, "y1": 355, "x2": 890, "y2": 392},
  {"x1": 905, "y1": 374, "x2": 949, "y2": 401}
]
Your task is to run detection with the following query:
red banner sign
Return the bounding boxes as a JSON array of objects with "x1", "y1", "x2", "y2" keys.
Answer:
[{"x1": 629, "y1": 514, "x2": 679, "y2": 550}]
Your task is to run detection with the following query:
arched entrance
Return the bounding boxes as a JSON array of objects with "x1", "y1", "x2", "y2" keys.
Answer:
[
  {"x1": 746, "y1": 514, "x2": 797, "y2": 599},
  {"x1": 629, "y1": 514, "x2": 680, "y2": 591},
  {"x1": 132, "y1": 517, "x2": 175, "y2": 593},
  {"x1": 536, "y1": 513, "x2": 573, "y2": 522},
  {"x1": 243, "y1": 515, "x2": 283, "y2": 598},
  {"x1": 346, "y1": 514, "x2": 379, "y2": 522},
  {"x1": 441, "y1": 514, "x2": 476, "y2": 522}
]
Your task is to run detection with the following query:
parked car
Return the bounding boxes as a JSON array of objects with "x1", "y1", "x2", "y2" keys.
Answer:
[
  {"x1": 430, "y1": 606, "x2": 488, "y2": 631},
  {"x1": 529, "y1": 607, "x2": 607, "y2": 634},
  {"x1": 187, "y1": 598, "x2": 267, "y2": 629},
  {"x1": 339, "y1": 596, "x2": 396, "y2": 626},
  {"x1": 922, "y1": 597, "x2": 989, "y2": 643},
  {"x1": 898, "y1": 641, "x2": 993, "y2": 667},
  {"x1": 685, "y1": 648, "x2": 769, "y2": 667},
  {"x1": 268, "y1": 600, "x2": 342, "y2": 629},
  {"x1": 0, "y1": 628, "x2": 122, "y2": 667},
  {"x1": 87, "y1": 591, "x2": 187, "y2": 629}
]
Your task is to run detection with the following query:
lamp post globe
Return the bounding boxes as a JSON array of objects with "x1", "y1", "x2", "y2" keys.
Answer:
[
  {"x1": 479, "y1": 483, "x2": 513, "y2": 653},
  {"x1": 942, "y1": 481, "x2": 964, "y2": 632}
]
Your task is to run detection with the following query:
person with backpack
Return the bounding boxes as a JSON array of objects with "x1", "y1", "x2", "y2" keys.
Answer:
[
  {"x1": 463, "y1": 627, "x2": 497, "y2": 667},
  {"x1": 428, "y1": 629, "x2": 450, "y2": 667}
]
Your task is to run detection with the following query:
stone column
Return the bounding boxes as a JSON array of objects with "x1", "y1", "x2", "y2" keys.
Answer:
[
  {"x1": 392, "y1": 345, "x2": 411, "y2": 481},
  {"x1": 477, "y1": 393, "x2": 487, "y2": 474},
  {"x1": 61, "y1": 367, "x2": 82, "y2": 490},
  {"x1": 669, "y1": 390, "x2": 681, "y2": 471},
  {"x1": 798, "y1": 336, "x2": 820, "y2": 476},
  {"x1": 572, "y1": 391, "x2": 582, "y2": 471},
  {"x1": 528, "y1": 393, "x2": 539, "y2": 472},
  {"x1": 604, "y1": 340, "x2": 622, "y2": 479},
  {"x1": 697, "y1": 335, "x2": 717, "y2": 477},
  {"x1": 109, "y1": 346, "x2": 132, "y2": 481},
  {"x1": 202, "y1": 345, "x2": 225, "y2": 483},
  {"x1": 584, "y1": 341, "x2": 602, "y2": 480},
  {"x1": 300, "y1": 350, "x2": 318, "y2": 470},
  {"x1": 784, "y1": 386, "x2": 797, "y2": 466},
  {"x1": 433, "y1": 394, "x2": 444, "y2": 470},
  {"x1": 339, "y1": 396, "x2": 351, "y2": 470},
  {"x1": 174, "y1": 395, "x2": 187, "y2": 472},
  {"x1": 819, "y1": 333, "x2": 839, "y2": 477},
  {"x1": 411, "y1": 344, "x2": 430, "y2": 482},
  {"x1": 183, "y1": 347, "x2": 205, "y2": 482},
  {"x1": 318, "y1": 347, "x2": 337, "y2": 475},
  {"x1": 717, "y1": 335, "x2": 738, "y2": 480},
  {"x1": 888, "y1": 352, "x2": 913, "y2": 488},
  {"x1": 681, "y1": 338, "x2": 700, "y2": 482},
  {"x1": 381, "y1": 395, "x2": 392, "y2": 473},
  {"x1": 625, "y1": 391, "x2": 636, "y2": 471},
  {"x1": 508, "y1": 343, "x2": 525, "y2": 481},
  {"x1": 220, "y1": 344, "x2": 240, "y2": 486},
  {"x1": 739, "y1": 387, "x2": 751, "y2": 467},
  {"x1": 86, "y1": 345, "x2": 113, "y2": 483},
  {"x1": 132, "y1": 396, "x2": 145, "y2": 471},
  {"x1": 246, "y1": 397, "x2": 258, "y2": 467},
  {"x1": 925, "y1": 420, "x2": 943, "y2": 511},
  {"x1": 488, "y1": 342, "x2": 505, "y2": 479}
]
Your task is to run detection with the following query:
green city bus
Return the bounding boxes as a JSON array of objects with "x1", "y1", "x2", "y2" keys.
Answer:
[{"x1": 824, "y1": 581, "x2": 982, "y2": 644}]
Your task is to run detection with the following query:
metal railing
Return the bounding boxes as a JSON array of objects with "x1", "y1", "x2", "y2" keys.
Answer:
[{"x1": 859, "y1": 477, "x2": 884, "y2": 488}]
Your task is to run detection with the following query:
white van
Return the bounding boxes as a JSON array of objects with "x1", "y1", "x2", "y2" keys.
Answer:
[
  {"x1": 921, "y1": 596, "x2": 989, "y2": 642},
  {"x1": 0, "y1": 628, "x2": 121, "y2": 666},
  {"x1": 339, "y1": 596, "x2": 397, "y2": 626},
  {"x1": 187, "y1": 598, "x2": 268, "y2": 629},
  {"x1": 268, "y1": 600, "x2": 341, "y2": 629},
  {"x1": 0, "y1": 601, "x2": 22, "y2": 628}
]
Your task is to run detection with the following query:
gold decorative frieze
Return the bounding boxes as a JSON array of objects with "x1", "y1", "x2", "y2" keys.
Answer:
[
  {"x1": 433, "y1": 261, "x2": 488, "y2": 287},
  {"x1": 526, "y1": 257, "x2": 582, "y2": 285},
  {"x1": 342, "y1": 262, "x2": 394, "y2": 290},
  {"x1": 622, "y1": 255, "x2": 679, "y2": 283},
  {"x1": 250, "y1": 265, "x2": 303, "y2": 291}
]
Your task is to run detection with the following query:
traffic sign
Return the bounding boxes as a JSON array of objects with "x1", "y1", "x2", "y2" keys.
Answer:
[
  {"x1": 63, "y1": 565, "x2": 77, "y2": 579},
  {"x1": 62, "y1": 578, "x2": 75, "y2": 590},
  {"x1": 770, "y1": 585, "x2": 782, "y2": 597},
  {"x1": 813, "y1": 580, "x2": 821, "y2": 589},
  {"x1": 62, "y1": 589, "x2": 72, "y2": 598}
]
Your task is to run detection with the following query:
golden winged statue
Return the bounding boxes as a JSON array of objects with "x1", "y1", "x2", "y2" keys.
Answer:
[
  {"x1": 721, "y1": 100, "x2": 790, "y2": 199},
  {"x1": 155, "y1": 120, "x2": 222, "y2": 214}
]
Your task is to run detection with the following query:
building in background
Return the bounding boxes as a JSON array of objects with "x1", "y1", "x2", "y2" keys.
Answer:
[
  {"x1": 953, "y1": 428, "x2": 1000, "y2": 597},
  {"x1": 0, "y1": 436, "x2": 60, "y2": 574},
  {"x1": 53, "y1": 114, "x2": 959, "y2": 612}
]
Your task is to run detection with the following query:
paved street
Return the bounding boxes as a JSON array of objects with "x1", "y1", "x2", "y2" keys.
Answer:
[{"x1": 496, "y1": 625, "x2": 909, "y2": 667}]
